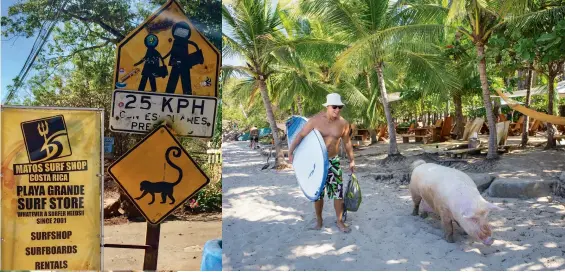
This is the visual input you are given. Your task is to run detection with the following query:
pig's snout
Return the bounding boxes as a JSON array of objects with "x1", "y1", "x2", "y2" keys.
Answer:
[
  {"x1": 479, "y1": 225, "x2": 494, "y2": 246},
  {"x1": 482, "y1": 236, "x2": 494, "y2": 246}
]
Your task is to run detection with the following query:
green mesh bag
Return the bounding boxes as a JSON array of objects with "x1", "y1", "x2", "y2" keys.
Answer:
[{"x1": 344, "y1": 174, "x2": 362, "y2": 212}]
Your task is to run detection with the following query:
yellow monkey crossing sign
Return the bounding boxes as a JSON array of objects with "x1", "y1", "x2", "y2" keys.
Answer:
[
  {"x1": 108, "y1": 125, "x2": 209, "y2": 224},
  {"x1": 113, "y1": 0, "x2": 220, "y2": 97}
]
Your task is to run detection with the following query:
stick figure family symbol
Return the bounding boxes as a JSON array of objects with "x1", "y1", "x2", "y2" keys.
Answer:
[{"x1": 135, "y1": 22, "x2": 204, "y2": 95}]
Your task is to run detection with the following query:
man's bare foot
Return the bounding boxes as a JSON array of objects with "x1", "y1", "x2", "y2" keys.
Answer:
[
  {"x1": 308, "y1": 219, "x2": 323, "y2": 230},
  {"x1": 336, "y1": 221, "x2": 351, "y2": 233}
]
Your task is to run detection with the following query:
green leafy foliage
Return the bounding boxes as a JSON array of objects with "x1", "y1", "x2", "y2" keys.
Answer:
[
  {"x1": 150, "y1": 0, "x2": 221, "y2": 49},
  {"x1": 186, "y1": 179, "x2": 222, "y2": 213},
  {"x1": 536, "y1": 19, "x2": 565, "y2": 65}
]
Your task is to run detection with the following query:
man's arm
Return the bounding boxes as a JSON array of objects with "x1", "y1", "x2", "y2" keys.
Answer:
[
  {"x1": 288, "y1": 119, "x2": 315, "y2": 162},
  {"x1": 342, "y1": 122, "x2": 355, "y2": 172}
]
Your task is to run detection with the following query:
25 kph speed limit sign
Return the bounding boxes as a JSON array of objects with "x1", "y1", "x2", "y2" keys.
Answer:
[{"x1": 109, "y1": 90, "x2": 217, "y2": 138}]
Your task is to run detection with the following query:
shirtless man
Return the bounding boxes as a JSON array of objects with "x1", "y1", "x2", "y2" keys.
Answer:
[
  {"x1": 249, "y1": 125, "x2": 259, "y2": 149},
  {"x1": 288, "y1": 93, "x2": 355, "y2": 233}
]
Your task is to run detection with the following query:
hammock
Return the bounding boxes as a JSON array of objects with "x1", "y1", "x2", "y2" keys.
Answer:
[{"x1": 493, "y1": 88, "x2": 565, "y2": 126}]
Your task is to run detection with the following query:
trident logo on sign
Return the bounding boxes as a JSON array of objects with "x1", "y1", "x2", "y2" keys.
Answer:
[
  {"x1": 37, "y1": 121, "x2": 67, "y2": 161},
  {"x1": 21, "y1": 115, "x2": 72, "y2": 163}
]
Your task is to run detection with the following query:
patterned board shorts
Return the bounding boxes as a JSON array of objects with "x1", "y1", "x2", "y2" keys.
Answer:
[{"x1": 317, "y1": 156, "x2": 344, "y2": 200}]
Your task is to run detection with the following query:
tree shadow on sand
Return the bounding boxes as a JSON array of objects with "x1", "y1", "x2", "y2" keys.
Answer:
[{"x1": 223, "y1": 141, "x2": 565, "y2": 270}]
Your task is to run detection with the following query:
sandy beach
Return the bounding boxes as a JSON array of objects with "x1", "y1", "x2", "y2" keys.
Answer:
[
  {"x1": 103, "y1": 220, "x2": 221, "y2": 270},
  {"x1": 222, "y1": 140, "x2": 565, "y2": 271}
]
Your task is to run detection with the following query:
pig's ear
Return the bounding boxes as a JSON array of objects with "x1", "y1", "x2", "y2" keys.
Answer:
[{"x1": 486, "y1": 202, "x2": 503, "y2": 211}]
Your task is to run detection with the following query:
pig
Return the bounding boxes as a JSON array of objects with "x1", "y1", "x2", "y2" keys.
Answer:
[{"x1": 408, "y1": 160, "x2": 503, "y2": 245}]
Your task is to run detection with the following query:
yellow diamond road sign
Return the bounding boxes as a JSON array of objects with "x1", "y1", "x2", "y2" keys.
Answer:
[
  {"x1": 113, "y1": 0, "x2": 220, "y2": 97},
  {"x1": 108, "y1": 125, "x2": 209, "y2": 224}
]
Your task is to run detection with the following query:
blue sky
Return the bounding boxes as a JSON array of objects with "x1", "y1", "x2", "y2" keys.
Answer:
[{"x1": 1, "y1": 0, "x2": 36, "y2": 102}]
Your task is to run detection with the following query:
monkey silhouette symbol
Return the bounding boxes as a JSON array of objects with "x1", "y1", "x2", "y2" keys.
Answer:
[
  {"x1": 163, "y1": 22, "x2": 204, "y2": 95},
  {"x1": 134, "y1": 146, "x2": 183, "y2": 205},
  {"x1": 134, "y1": 34, "x2": 168, "y2": 92}
]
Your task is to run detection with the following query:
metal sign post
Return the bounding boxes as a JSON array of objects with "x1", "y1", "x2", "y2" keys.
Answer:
[{"x1": 143, "y1": 224, "x2": 161, "y2": 270}]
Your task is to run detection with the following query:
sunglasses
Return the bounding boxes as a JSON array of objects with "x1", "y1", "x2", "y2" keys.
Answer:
[{"x1": 331, "y1": 105, "x2": 343, "y2": 109}]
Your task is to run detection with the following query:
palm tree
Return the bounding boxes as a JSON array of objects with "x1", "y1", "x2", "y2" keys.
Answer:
[
  {"x1": 446, "y1": 0, "x2": 504, "y2": 159},
  {"x1": 222, "y1": 0, "x2": 288, "y2": 167},
  {"x1": 301, "y1": 0, "x2": 458, "y2": 157}
]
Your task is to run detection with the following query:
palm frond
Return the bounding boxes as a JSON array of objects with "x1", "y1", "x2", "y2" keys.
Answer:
[
  {"x1": 503, "y1": 6, "x2": 565, "y2": 32},
  {"x1": 300, "y1": 0, "x2": 368, "y2": 38},
  {"x1": 388, "y1": 3, "x2": 449, "y2": 26},
  {"x1": 221, "y1": 65, "x2": 256, "y2": 89},
  {"x1": 401, "y1": 50, "x2": 461, "y2": 95},
  {"x1": 222, "y1": 4, "x2": 254, "y2": 52},
  {"x1": 222, "y1": 35, "x2": 246, "y2": 60},
  {"x1": 270, "y1": 69, "x2": 331, "y2": 114},
  {"x1": 332, "y1": 24, "x2": 445, "y2": 78},
  {"x1": 362, "y1": 0, "x2": 388, "y2": 31},
  {"x1": 498, "y1": 0, "x2": 532, "y2": 17},
  {"x1": 446, "y1": 0, "x2": 467, "y2": 24},
  {"x1": 226, "y1": 78, "x2": 260, "y2": 107},
  {"x1": 338, "y1": 80, "x2": 370, "y2": 107}
]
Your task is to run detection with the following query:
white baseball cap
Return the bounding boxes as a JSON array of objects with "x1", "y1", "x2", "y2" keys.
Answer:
[{"x1": 322, "y1": 93, "x2": 345, "y2": 107}]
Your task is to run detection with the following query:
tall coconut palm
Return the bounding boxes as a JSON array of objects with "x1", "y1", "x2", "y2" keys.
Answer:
[
  {"x1": 446, "y1": 0, "x2": 503, "y2": 159},
  {"x1": 301, "y1": 0, "x2": 458, "y2": 156},
  {"x1": 222, "y1": 0, "x2": 289, "y2": 167}
]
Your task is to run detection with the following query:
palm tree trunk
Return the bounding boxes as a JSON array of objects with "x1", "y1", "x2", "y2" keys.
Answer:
[
  {"x1": 521, "y1": 67, "x2": 532, "y2": 147},
  {"x1": 476, "y1": 44, "x2": 498, "y2": 159},
  {"x1": 546, "y1": 66, "x2": 557, "y2": 149},
  {"x1": 370, "y1": 128, "x2": 378, "y2": 144},
  {"x1": 420, "y1": 100, "x2": 424, "y2": 125},
  {"x1": 375, "y1": 61, "x2": 399, "y2": 156},
  {"x1": 258, "y1": 79, "x2": 286, "y2": 167},
  {"x1": 296, "y1": 95, "x2": 304, "y2": 116},
  {"x1": 453, "y1": 92, "x2": 464, "y2": 139},
  {"x1": 493, "y1": 97, "x2": 501, "y2": 119}
]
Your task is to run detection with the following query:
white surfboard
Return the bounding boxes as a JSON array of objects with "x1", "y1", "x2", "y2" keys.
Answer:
[{"x1": 286, "y1": 116, "x2": 329, "y2": 201}]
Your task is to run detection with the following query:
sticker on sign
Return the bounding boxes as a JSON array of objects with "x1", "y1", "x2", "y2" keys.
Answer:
[{"x1": 110, "y1": 90, "x2": 217, "y2": 137}]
